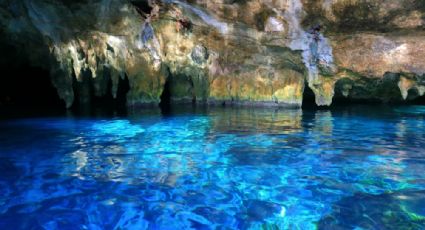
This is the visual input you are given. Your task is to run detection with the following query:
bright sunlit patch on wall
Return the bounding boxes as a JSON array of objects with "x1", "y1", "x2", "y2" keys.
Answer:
[{"x1": 107, "y1": 35, "x2": 124, "y2": 46}]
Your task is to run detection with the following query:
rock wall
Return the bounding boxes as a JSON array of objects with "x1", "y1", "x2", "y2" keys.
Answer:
[{"x1": 0, "y1": 0, "x2": 424, "y2": 108}]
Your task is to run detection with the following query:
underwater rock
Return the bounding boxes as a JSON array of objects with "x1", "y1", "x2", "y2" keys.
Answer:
[
  {"x1": 318, "y1": 190, "x2": 425, "y2": 229},
  {"x1": 243, "y1": 199, "x2": 282, "y2": 221},
  {"x1": 1, "y1": 0, "x2": 425, "y2": 107}
]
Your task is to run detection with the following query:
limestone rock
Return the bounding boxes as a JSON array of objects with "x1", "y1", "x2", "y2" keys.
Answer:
[
  {"x1": 191, "y1": 45, "x2": 209, "y2": 65},
  {"x1": 1, "y1": 0, "x2": 424, "y2": 107}
]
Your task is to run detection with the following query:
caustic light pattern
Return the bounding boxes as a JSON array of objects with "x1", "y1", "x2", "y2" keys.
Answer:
[{"x1": 0, "y1": 106, "x2": 425, "y2": 229}]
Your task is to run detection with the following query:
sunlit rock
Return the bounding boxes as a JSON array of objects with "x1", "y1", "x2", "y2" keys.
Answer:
[
  {"x1": 191, "y1": 45, "x2": 209, "y2": 65},
  {"x1": 264, "y1": 17, "x2": 285, "y2": 33},
  {"x1": 1, "y1": 0, "x2": 425, "y2": 107}
]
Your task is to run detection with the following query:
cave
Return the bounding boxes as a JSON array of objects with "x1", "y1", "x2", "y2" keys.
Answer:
[
  {"x1": 159, "y1": 77, "x2": 172, "y2": 114},
  {"x1": 0, "y1": 41, "x2": 131, "y2": 117},
  {"x1": 301, "y1": 84, "x2": 319, "y2": 109},
  {"x1": 115, "y1": 75, "x2": 131, "y2": 108},
  {"x1": 332, "y1": 80, "x2": 381, "y2": 106},
  {"x1": 0, "y1": 43, "x2": 65, "y2": 116},
  {"x1": 2, "y1": 1, "x2": 425, "y2": 229},
  {"x1": 71, "y1": 71, "x2": 130, "y2": 116},
  {"x1": 90, "y1": 74, "x2": 130, "y2": 116},
  {"x1": 0, "y1": 65, "x2": 63, "y2": 109},
  {"x1": 405, "y1": 88, "x2": 425, "y2": 105},
  {"x1": 159, "y1": 72, "x2": 196, "y2": 114}
]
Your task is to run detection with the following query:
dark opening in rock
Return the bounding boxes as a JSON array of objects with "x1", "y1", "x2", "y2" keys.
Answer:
[
  {"x1": 302, "y1": 84, "x2": 318, "y2": 109},
  {"x1": 177, "y1": 18, "x2": 193, "y2": 33},
  {"x1": 131, "y1": 0, "x2": 153, "y2": 17},
  {"x1": 159, "y1": 77, "x2": 172, "y2": 113},
  {"x1": 116, "y1": 75, "x2": 130, "y2": 108},
  {"x1": 406, "y1": 88, "x2": 425, "y2": 105},
  {"x1": 332, "y1": 78, "x2": 380, "y2": 106},
  {"x1": 72, "y1": 69, "x2": 93, "y2": 107},
  {"x1": 68, "y1": 67, "x2": 130, "y2": 116},
  {"x1": 91, "y1": 75, "x2": 129, "y2": 108},
  {"x1": 0, "y1": 60, "x2": 64, "y2": 109}
]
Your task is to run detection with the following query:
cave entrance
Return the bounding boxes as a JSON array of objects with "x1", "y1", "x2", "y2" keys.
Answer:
[
  {"x1": 405, "y1": 88, "x2": 425, "y2": 105},
  {"x1": 159, "y1": 78, "x2": 172, "y2": 114},
  {"x1": 71, "y1": 71, "x2": 130, "y2": 116},
  {"x1": 115, "y1": 75, "x2": 130, "y2": 107},
  {"x1": 0, "y1": 40, "x2": 68, "y2": 118},
  {"x1": 159, "y1": 72, "x2": 197, "y2": 115},
  {"x1": 302, "y1": 84, "x2": 318, "y2": 109},
  {"x1": 332, "y1": 79, "x2": 357, "y2": 106},
  {"x1": 90, "y1": 74, "x2": 130, "y2": 113},
  {"x1": 0, "y1": 61, "x2": 65, "y2": 111}
]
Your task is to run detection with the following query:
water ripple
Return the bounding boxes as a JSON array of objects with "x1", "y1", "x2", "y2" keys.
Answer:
[{"x1": 0, "y1": 106, "x2": 424, "y2": 229}]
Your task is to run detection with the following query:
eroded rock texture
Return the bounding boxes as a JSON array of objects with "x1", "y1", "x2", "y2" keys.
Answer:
[{"x1": 1, "y1": 0, "x2": 424, "y2": 107}]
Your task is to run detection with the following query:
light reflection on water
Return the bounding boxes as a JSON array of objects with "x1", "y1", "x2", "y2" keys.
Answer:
[{"x1": 0, "y1": 105, "x2": 425, "y2": 229}]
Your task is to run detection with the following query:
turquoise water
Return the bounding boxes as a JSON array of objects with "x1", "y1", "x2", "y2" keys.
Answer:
[{"x1": 0, "y1": 105, "x2": 425, "y2": 229}]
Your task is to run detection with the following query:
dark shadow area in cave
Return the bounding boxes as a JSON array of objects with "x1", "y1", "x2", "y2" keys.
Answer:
[
  {"x1": 301, "y1": 84, "x2": 320, "y2": 109},
  {"x1": 131, "y1": 0, "x2": 153, "y2": 17},
  {"x1": 158, "y1": 71, "x2": 198, "y2": 116},
  {"x1": 332, "y1": 91, "x2": 382, "y2": 106},
  {"x1": 301, "y1": 83, "x2": 382, "y2": 110},
  {"x1": 0, "y1": 41, "x2": 67, "y2": 118},
  {"x1": 409, "y1": 96, "x2": 425, "y2": 105},
  {"x1": 72, "y1": 69, "x2": 93, "y2": 107},
  {"x1": 116, "y1": 75, "x2": 131, "y2": 107},
  {"x1": 332, "y1": 97, "x2": 380, "y2": 106},
  {"x1": 92, "y1": 75, "x2": 129, "y2": 116},
  {"x1": 404, "y1": 88, "x2": 425, "y2": 105},
  {"x1": 70, "y1": 73, "x2": 130, "y2": 117},
  {"x1": 0, "y1": 61, "x2": 65, "y2": 110},
  {"x1": 159, "y1": 78, "x2": 172, "y2": 115},
  {"x1": 331, "y1": 77, "x2": 417, "y2": 107}
]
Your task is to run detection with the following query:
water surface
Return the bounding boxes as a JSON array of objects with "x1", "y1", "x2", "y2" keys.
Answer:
[{"x1": 0, "y1": 105, "x2": 424, "y2": 229}]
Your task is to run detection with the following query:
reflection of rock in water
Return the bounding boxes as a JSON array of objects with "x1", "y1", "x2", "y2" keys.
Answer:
[
  {"x1": 394, "y1": 106, "x2": 425, "y2": 115},
  {"x1": 318, "y1": 190, "x2": 425, "y2": 229},
  {"x1": 210, "y1": 108, "x2": 303, "y2": 134}
]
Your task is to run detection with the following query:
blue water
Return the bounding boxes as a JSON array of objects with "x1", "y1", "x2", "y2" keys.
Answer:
[{"x1": 0, "y1": 105, "x2": 425, "y2": 229}]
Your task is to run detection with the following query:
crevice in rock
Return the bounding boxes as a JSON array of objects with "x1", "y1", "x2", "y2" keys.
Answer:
[
  {"x1": 159, "y1": 76, "x2": 172, "y2": 113},
  {"x1": 189, "y1": 77, "x2": 196, "y2": 104},
  {"x1": 71, "y1": 69, "x2": 92, "y2": 108},
  {"x1": 116, "y1": 75, "x2": 130, "y2": 108},
  {"x1": 301, "y1": 83, "x2": 319, "y2": 109},
  {"x1": 131, "y1": 0, "x2": 153, "y2": 17}
]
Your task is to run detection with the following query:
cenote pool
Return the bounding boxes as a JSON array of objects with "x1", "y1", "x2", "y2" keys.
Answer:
[{"x1": 0, "y1": 105, "x2": 424, "y2": 229}]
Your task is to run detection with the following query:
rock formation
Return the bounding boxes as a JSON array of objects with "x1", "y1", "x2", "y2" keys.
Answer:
[{"x1": 1, "y1": 0, "x2": 424, "y2": 108}]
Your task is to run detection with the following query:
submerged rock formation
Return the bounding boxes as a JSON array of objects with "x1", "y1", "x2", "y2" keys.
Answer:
[
  {"x1": 318, "y1": 190, "x2": 425, "y2": 229},
  {"x1": 0, "y1": 0, "x2": 424, "y2": 108}
]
